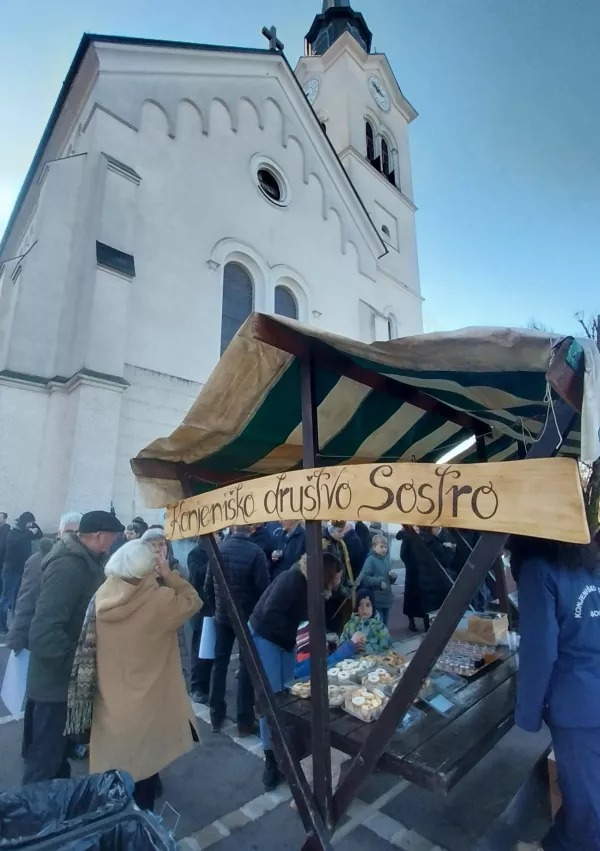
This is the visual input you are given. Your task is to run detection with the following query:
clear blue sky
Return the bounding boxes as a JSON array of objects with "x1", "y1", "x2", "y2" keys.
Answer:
[{"x1": 1, "y1": 0, "x2": 598, "y2": 336}]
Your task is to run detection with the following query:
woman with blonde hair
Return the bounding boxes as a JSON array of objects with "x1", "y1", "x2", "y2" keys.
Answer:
[{"x1": 67, "y1": 540, "x2": 201, "y2": 811}]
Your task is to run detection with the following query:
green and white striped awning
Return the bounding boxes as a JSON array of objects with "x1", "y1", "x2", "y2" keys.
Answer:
[{"x1": 132, "y1": 314, "x2": 583, "y2": 507}]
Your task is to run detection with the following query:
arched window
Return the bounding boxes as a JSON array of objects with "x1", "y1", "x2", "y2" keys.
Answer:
[
  {"x1": 366, "y1": 121, "x2": 375, "y2": 162},
  {"x1": 274, "y1": 285, "x2": 298, "y2": 320},
  {"x1": 221, "y1": 262, "x2": 253, "y2": 355},
  {"x1": 381, "y1": 138, "x2": 390, "y2": 175},
  {"x1": 387, "y1": 313, "x2": 398, "y2": 340}
]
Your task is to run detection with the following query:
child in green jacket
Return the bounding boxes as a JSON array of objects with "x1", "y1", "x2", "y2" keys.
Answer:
[{"x1": 340, "y1": 590, "x2": 391, "y2": 655}]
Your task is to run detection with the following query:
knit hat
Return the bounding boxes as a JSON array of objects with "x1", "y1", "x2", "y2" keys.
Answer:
[
  {"x1": 79, "y1": 511, "x2": 124, "y2": 534},
  {"x1": 355, "y1": 588, "x2": 377, "y2": 615}
]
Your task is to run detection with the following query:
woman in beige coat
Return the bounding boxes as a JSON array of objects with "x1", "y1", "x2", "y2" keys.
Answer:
[{"x1": 89, "y1": 540, "x2": 202, "y2": 810}]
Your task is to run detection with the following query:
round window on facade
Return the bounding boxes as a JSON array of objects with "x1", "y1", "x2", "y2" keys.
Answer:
[{"x1": 257, "y1": 168, "x2": 285, "y2": 204}]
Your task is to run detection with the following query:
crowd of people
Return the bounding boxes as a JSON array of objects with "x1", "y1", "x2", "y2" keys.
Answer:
[
  {"x1": 0, "y1": 509, "x2": 398, "y2": 807},
  {"x1": 3, "y1": 505, "x2": 600, "y2": 849}
]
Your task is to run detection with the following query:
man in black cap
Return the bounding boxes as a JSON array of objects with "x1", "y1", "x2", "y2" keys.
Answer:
[{"x1": 23, "y1": 510, "x2": 124, "y2": 784}]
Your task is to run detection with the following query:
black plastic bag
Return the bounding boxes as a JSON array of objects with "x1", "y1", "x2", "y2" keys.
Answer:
[
  {"x1": 0, "y1": 771, "x2": 134, "y2": 847},
  {"x1": 13, "y1": 811, "x2": 177, "y2": 850}
]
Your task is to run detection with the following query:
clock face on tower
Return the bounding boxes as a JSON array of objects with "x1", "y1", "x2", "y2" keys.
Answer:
[
  {"x1": 303, "y1": 78, "x2": 320, "y2": 106},
  {"x1": 368, "y1": 76, "x2": 390, "y2": 112}
]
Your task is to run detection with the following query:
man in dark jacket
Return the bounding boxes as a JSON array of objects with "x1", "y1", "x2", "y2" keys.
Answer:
[
  {"x1": 7, "y1": 537, "x2": 55, "y2": 654},
  {"x1": 204, "y1": 525, "x2": 269, "y2": 735},
  {"x1": 23, "y1": 510, "x2": 124, "y2": 784},
  {"x1": 271, "y1": 521, "x2": 306, "y2": 580},
  {"x1": 0, "y1": 512, "x2": 10, "y2": 580},
  {"x1": 188, "y1": 540, "x2": 213, "y2": 704},
  {"x1": 0, "y1": 512, "x2": 43, "y2": 633},
  {"x1": 250, "y1": 524, "x2": 275, "y2": 562}
]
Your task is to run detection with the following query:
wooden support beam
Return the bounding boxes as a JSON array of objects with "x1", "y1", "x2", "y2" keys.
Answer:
[
  {"x1": 318, "y1": 399, "x2": 578, "y2": 835},
  {"x1": 301, "y1": 354, "x2": 333, "y2": 829},
  {"x1": 203, "y1": 535, "x2": 333, "y2": 851}
]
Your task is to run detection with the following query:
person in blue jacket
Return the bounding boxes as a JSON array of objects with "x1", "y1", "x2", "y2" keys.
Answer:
[{"x1": 511, "y1": 534, "x2": 600, "y2": 851}]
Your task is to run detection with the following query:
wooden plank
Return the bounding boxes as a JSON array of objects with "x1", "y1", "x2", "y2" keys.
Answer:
[
  {"x1": 165, "y1": 458, "x2": 589, "y2": 545},
  {"x1": 402, "y1": 677, "x2": 517, "y2": 793},
  {"x1": 347, "y1": 653, "x2": 517, "y2": 761}
]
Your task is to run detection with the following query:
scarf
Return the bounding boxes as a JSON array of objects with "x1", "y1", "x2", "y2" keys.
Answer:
[{"x1": 65, "y1": 596, "x2": 97, "y2": 737}]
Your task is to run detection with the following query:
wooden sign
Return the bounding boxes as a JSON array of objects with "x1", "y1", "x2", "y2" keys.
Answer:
[{"x1": 165, "y1": 458, "x2": 589, "y2": 544}]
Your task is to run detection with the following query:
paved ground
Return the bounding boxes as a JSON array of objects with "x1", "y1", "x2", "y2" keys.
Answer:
[{"x1": 0, "y1": 580, "x2": 552, "y2": 851}]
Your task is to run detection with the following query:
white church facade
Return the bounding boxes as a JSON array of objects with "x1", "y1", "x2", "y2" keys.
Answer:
[{"x1": 0, "y1": 0, "x2": 423, "y2": 529}]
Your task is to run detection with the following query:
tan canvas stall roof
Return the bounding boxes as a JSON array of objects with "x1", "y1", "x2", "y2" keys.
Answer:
[{"x1": 132, "y1": 314, "x2": 584, "y2": 507}]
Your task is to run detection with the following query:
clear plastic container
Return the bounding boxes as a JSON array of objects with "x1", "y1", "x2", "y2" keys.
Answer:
[{"x1": 343, "y1": 687, "x2": 388, "y2": 723}]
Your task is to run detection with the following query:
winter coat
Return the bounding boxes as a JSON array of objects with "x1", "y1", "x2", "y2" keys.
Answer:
[
  {"x1": 272, "y1": 524, "x2": 306, "y2": 579},
  {"x1": 162, "y1": 557, "x2": 191, "y2": 691},
  {"x1": 3, "y1": 525, "x2": 39, "y2": 576},
  {"x1": 516, "y1": 559, "x2": 600, "y2": 732},
  {"x1": 344, "y1": 529, "x2": 367, "y2": 578},
  {"x1": 7, "y1": 542, "x2": 55, "y2": 653},
  {"x1": 188, "y1": 542, "x2": 211, "y2": 624},
  {"x1": 322, "y1": 531, "x2": 354, "y2": 632},
  {"x1": 27, "y1": 536, "x2": 106, "y2": 702},
  {"x1": 322, "y1": 531, "x2": 354, "y2": 591},
  {"x1": 204, "y1": 534, "x2": 270, "y2": 626},
  {"x1": 250, "y1": 561, "x2": 308, "y2": 652},
  {"x1": 90, "y1": 570, "x2": 201, "y2": 782},
  {"x1": 355, "y1": 522, "x2": 371, "y2": 560},
  {"x1": 250, "y1": 525, "x2": 275, "y2": 561},
  {"x1": 340, "y1": 613, "x2": 391, "y2": 655},
  {"x1": 0, "y1": 524, "x2": 9, "y2": 571},
  {"x1": 357, "y1": 552, "x2": 394, "y2": 611},
  {"x1": 401, "y1": 532, "x2": 453, "y2": 618},
  {"x1": 294, "y1": 639, "x2": 356, "y2": 680}
]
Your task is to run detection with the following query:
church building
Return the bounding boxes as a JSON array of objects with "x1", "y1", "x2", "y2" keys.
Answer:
[{"x1": 0, "y1": 0, "x2": 423, "y2": 528}]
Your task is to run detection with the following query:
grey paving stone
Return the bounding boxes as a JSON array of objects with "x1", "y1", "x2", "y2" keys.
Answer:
[
  {"x1": 159, "y1": 717, "x2": 264, "y2": 838},
  {"x1": 382, "y1": 726, "x2": 551, "y2": 851}
]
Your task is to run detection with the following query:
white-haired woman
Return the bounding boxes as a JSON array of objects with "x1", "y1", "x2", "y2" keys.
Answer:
[
  {"x1": 141, "y1": 527, "x2": 192, "y2": 691},
  {"x1": 75, "y1": 540, "x2": 201, "y2": 811}
]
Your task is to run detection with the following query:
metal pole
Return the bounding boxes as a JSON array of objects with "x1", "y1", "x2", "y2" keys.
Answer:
[
  {"x1": 301, "y1": 353, "x2": 333, "y2": 829},
  {"x1": 325, "y1": 400, "x2": 578, "y2": 830}
]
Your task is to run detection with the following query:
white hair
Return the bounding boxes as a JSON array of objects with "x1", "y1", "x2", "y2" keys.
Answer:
[
  {"x1": 141, "y1": 528, "x2": 166, "y2": 543},
  {"x1": 59, "y1": 512, "x2": 83, "y2": 532},
  {"x1": 104, "y1": 540, "x2": 155, "y2": 580}
]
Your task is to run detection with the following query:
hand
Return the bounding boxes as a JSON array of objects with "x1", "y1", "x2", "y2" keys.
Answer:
[
  {"x1": 351, "y1": 632, "x2": 366, "y2": 648},
  {"x1": 272, "y1": 550, "x2": 282, "y2": 561},
  {"x1": 154, "y1": 554, "x2": 171, "y2": 580},
  {"x1": 380, "y1": 580, "x2": 388, "y2": 590},
  {"x1": 389, "y1": 571, "x2": 397, "y2": 584}
]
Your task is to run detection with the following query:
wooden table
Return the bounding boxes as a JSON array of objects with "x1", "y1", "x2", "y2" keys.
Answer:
[{"x1": 277, "y1": 649, "x2": 518, "y2": 794}]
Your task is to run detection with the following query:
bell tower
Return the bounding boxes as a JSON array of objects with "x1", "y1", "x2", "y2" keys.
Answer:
[
  {"x1": 305, "y1": 0, "x2": 372, "y2": 56},
  {"x1": 296, "y1": 1, "x2": 423, "y2": 334}
]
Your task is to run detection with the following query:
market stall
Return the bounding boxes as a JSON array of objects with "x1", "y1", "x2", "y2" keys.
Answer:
[{"x1": 132, "y1": 314, "x2": 596, "y2": 851}]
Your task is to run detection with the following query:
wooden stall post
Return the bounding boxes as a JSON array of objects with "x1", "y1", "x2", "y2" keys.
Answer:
[
  {"x1": 177, "y1": 476, "x2": 332, "y2": 851},
  {"x1": 318, "y1": 399, "x2": 579, "y2": 834},
  {"x1": 202, "y1": 534, "x2": 333, "y2": 851},
  {"x1": 301, "y1": 354, "x2": 333, "y2": 828}
]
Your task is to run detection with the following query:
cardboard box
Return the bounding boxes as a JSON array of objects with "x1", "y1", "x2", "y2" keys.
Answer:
[
  {"x1": 548, "y1": 750, "x2": 562, "y2": 820},
  {"x1": 453, "y1": 612, "x2": 509, "y2": 646}
]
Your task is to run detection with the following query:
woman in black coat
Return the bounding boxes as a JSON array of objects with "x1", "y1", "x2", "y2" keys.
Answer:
[{"x1": 399, "y1": 527, "x2": 454, "y2": 632}]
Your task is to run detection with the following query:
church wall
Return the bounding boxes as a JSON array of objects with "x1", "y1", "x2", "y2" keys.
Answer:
[
  {"x1": 6, "y1": 154, "x2": 87, "y2": 379},
  {"x1": 111, "y1": 365, "x2": 200, "y2": 524},
  {"x1": 0, "y1": 382, "x2": 49, "y2": 522}
]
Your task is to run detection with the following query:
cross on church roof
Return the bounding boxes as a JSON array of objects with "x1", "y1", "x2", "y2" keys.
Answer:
[{"x1": 261, "y1": 25, "x2": 284, "y2": 52}]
